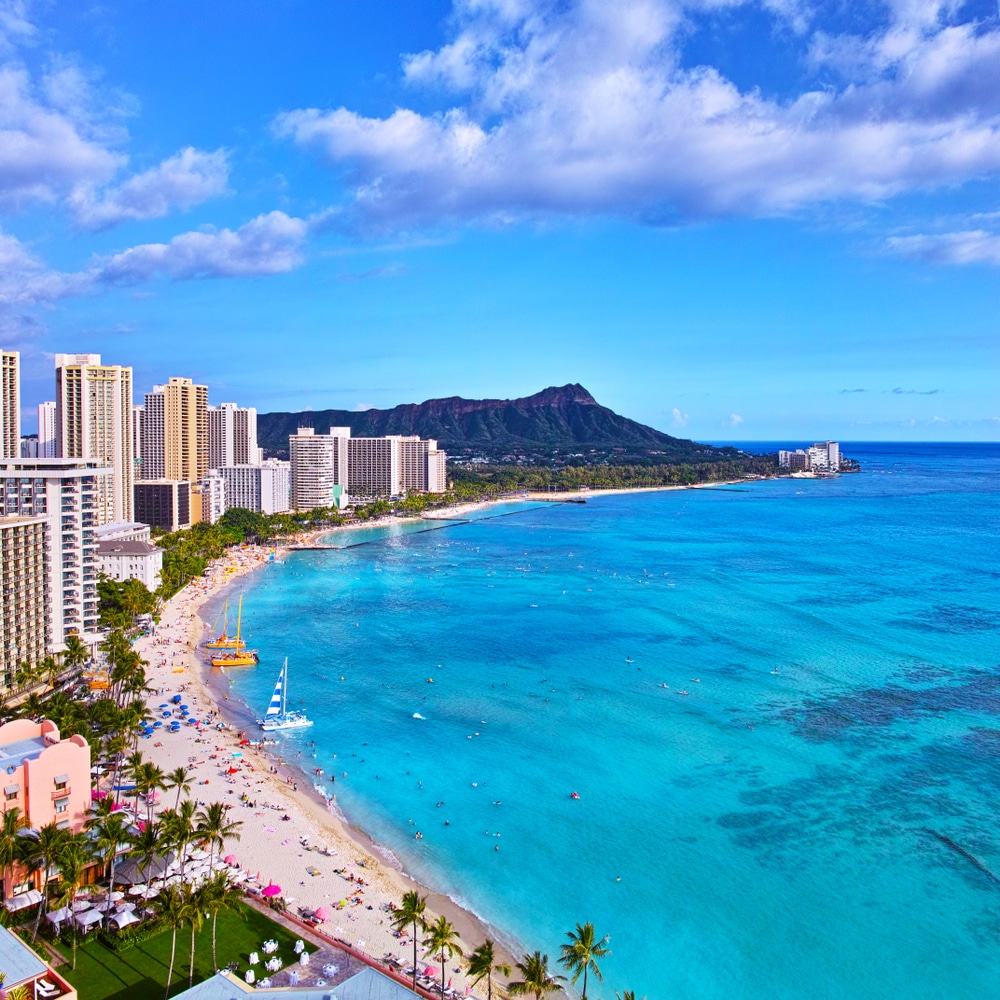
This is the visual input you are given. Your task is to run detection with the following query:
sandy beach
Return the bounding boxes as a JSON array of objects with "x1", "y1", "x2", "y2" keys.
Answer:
[{"x1": 131, "y1": 541, "x2": 513, "y2": 994}]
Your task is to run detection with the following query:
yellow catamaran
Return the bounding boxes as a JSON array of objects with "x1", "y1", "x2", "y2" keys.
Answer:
[
  {"x1": 204, "y1": 597, "x2": 246, "y2": 650},
  {"x1": 210, "y1": 595, "x2": 259, "y2": 667}
]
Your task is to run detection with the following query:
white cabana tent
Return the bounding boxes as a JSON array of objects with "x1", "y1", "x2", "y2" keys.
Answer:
[
  {"x1": 46, "y1": 906, "x2": 74, "y2": 925},
  {"x1": 111, "y1": 909, "x2": 140, "y2": 930},
  {"x1": 4, "y1": 889, "x2": 42, "y2": 913},
  {"x1": 75, "y1": 908, "x2": 104, "y2": 931}
]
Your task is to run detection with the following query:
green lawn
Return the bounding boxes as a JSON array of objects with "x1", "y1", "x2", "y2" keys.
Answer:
[{"x1": 49, "y1": 904, "x2": 308, "y2": 1000}]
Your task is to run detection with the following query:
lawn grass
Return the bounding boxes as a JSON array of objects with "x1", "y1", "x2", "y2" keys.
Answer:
[{"x1": 48, "y1": 903, "x2": 307, "y2": 1000}]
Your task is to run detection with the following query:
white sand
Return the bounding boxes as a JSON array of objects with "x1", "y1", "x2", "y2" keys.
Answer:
[{"x1": 132, "y1": 545, "x2": 507, "y2": 992}]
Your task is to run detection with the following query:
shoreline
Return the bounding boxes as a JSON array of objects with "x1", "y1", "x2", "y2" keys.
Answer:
[{"x1": 136, "y1": 538, "x2": 520, "y2": 992}]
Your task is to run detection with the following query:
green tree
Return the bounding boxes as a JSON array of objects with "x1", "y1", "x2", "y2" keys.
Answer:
[
  {"x1": 199, "y1": 871, "x2": 245, "y2": 972},
  {"x1": 390, "y1": 890, "x2": 428, "y2": 990},
  {"x1": 195, "y1": 801, "x2": 242, "y2": 870},
  {"x1": 151, "y1": 884, "x2": 187, "y2": 1000},
  {"x1": 135, "y1": 761, "x2": 167, "y2": 824},
  {"x1": 467, "y1": 939, "x2": 510, "y2": 1000},
  {"x1": 166, "y1": 766, "x2": 193, "y2": 810},
  {"x1": 508, "y1": 952, "x2": 566, "y2": 1000},
  {"x1": 18, "y1": 822, "x2": 69, "y2": 940},
  {"x1": 183, "y1": 883, "x2": 205, "y2": 987},
  {"x1": 61, "y1": 634, "x2": 91, "y2": 674},
  {"x1": 558, "y1": 922, "x2": 611, "y2": 1000},
  {"x1": 0, "y1": 807, "x2": 27, "y2": 902},
  {"x1": 85, "y1": 807, "x2": 132, "y2": 926},
  {"x1": 423, "y1": 914, "x2": 463, "y2": 996},
  {"x1": 52, "y1": 833, "x2": 94, "y2": 969}
]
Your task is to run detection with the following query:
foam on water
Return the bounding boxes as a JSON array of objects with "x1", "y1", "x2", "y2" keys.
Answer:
[{"x1": 220, "y1": 444, "x2": 1000, "y2": 999}]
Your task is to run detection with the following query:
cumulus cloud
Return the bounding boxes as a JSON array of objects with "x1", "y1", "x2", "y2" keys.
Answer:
[
  {"x1": 93, "y1": 211, "x2": 309, "y2": 284},
  {"x1": 0, "y1": 65, "x2": 124, "y2": 209},
  {"x1": 274, "y1": 0, "x2": 1000, "y2": 233},
  {"x1": 886, "y1": 230, "x2": 1000, "y2": 265},
  {"x1": 0, "y1": 228, "x2": 86, "y2": 304},
  {"x1": 70, "y1": 147, "x2": 230, "y2": 230},
  {"x1": 727, "y1": 413, "x2": 744, "y2": 426},
  {"x1": 670, "y1": 407, "x2": 689, "y2": 427}
]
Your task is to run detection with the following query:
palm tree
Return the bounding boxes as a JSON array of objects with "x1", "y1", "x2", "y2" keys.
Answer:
[
  {"x1": 53, "y1": 834, "x2": 94, "y2": 969},
  {"x1": 18, "y1": 822, "x2": 69, "y2": 940},
  {"x1": 127, "y1": 821, "x2": 167, "y2": 883},
  {"x1": 195, "y1": 802, "x2": 242, "y2": 870},
  {"x1": 152, "y1": 884, "x2": 187, "y2": 1000},
  {"x1": 135, "y1": 761, "x2": 167, "y2": 824},
  {"x1": 467, "y1": 939, "x2": 511, "y2": 1000},
  {"x1": 166, "y1": 767, "x2": 193, "y2": 810},
  {"x1": 85, "y1": 808, "x2": 132, "y2": 927},
  {"x1": 508, "y1": 952, "x2": 566, "y2": 1000},
  {"x1": 183, "y1": 883, "x2": 205, "y2": 988},
  {"x1": 62, "y1": 634, "x2": 91, "y2": 675},
  {"x1": 390, "y1": 890, "x2": 427, "y2": 989},
  {"x1": 0, "y1": 807, "x2": 27, "y2": 902},
  {"x1": 200, "y1": 871, "x2": 245, "y2": 972},
  {"x1": 42, "y1": 655, "x2": 61, "y2": 689},
  {"x1": 163, "y1": 799, "x2": 198, "y2": 873},
  {"x1": 423, "y1": 914, "x2": 463, "y2": 996},
  {"x1": 559, "y1": 922, "x2": 611, "y2": 1000}
]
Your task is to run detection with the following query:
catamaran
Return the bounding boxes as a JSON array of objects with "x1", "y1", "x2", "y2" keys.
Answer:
[
  {"x1": 210, "y1": 595, "x2": 258, "y2": 667},
  {"x1": 205, "y1": 597, "x2": 246, "y2": 650},
  {"x1": 258, "y1": 658, "x2": 313, "y2": 732}
]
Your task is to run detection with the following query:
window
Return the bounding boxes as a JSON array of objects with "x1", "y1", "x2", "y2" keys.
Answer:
[
  {"x1": 53, "y1": 773, "x2": 68, "y2": 790},
  {"x1": 4, "y1": 783, "x2": 19, "y2": 801},
  {"x1": 54, "y1": 797, "x2": 68, "y2": 814}
]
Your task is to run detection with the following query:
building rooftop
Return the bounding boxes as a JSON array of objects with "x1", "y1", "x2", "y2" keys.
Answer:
[
  {"x1": 0, "y1": 736, "x2": 50, "y2": 770},
  {"x1": 0, "y1": 922, "x2": 49, "y2": 985},
  {"x1": 97, "y1": 540, "x2": 159, "y2": 556},
  {"x1": 175, "y1": 966, "x2": 416, "y2": 1000}
]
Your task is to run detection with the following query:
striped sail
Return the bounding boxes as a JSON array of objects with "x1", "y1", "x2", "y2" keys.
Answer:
[{"x1": 264, "y1": 664, "x2": 284, "y2": 719}]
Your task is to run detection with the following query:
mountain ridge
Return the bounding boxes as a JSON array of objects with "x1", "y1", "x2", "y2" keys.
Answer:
[{"x1": 256, "y1": 384, "x2": 739, "y2": 463}]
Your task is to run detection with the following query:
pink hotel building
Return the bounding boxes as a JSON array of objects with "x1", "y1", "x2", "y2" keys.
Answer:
[{"x1": 0, "y1": 719, "x2": 91, "y2": 899}]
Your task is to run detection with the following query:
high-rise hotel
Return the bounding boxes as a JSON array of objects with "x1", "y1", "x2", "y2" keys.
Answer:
[
  {"x1": 54, "y1": 354, "x2": 134, "y2": 523},
  {"x1": 1, "y1": 350, "x2": 20, "y2": 460}
]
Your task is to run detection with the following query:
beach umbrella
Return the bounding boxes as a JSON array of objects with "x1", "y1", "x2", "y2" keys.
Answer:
[
  {"x1": 223, "y1": 854, "x2": 237, "y2": 865},
  {"x1": 314, "y1": 906, "x2": 330, "y2": 922},
  {"x1": 128, "y1": 885, "x2": 148, "y2": 896},
  {"x1": 262, "y1": 883, "x2": 282, "y2": 897},
  {"x1": 108, "y1": 890, "x2": 125, "y2": 901}
]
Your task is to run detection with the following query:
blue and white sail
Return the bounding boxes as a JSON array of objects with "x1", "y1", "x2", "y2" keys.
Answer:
[{"x1": 258, "y1": 658, "x2": 313, "y2": 732}]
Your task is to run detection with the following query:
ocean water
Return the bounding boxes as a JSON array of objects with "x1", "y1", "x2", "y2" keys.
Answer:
[{"x1": 218, "y1": 443, "x2": 999, "y2": 999}]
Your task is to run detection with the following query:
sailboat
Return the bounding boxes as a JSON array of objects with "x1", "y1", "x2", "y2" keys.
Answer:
[
  {"x1": 204, "y1": 597, "x2": 246, "y2": 650},
  {"x1": 210, "y1": 595, "x2": 258, "y2": 667},
  {"x1": 258, "y1": 658, "x2": 312, "y2": 732}
]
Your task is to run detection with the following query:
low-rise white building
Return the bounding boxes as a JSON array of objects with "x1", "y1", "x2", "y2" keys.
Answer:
[
  {"x1": 97, "y1": 538, "x2": 162, "y2": 590},
  {"x1": 95, "y1": 521, "x2": 151, "y2": 544}
]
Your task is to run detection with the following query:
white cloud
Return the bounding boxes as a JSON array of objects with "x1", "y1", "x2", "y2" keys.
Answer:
[
  {"x1": 670, "y1": 407, "x2": 689, "y2": 427},
  {"x1": 275, "y1": 0, "x2": 1000, "y2": 233},
  {"x1": 94, "y1": 211, "x2": 309, "y2": 284},
  {"x1": 0, "y1": 65, "x2": 124, "y2": 209},
  {"x1": 727, "y1": 413, "x2": 744, "y2": 426},
  {"x1": 886, "y1": 230, "x2": 1000, "y2": 265},
  {"x1": 70, "y1": 147, "x2": 230, "y2": 230},
  {"x1": 0, "y1": 227, "x2": 85, "y2": 305}
]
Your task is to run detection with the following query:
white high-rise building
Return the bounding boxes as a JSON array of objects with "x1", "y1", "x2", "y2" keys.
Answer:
[
  {"x1": 208, "y1": 403, "x2": 261, "y2": 468},
  {"x1": 807, "y1": 441, "x2": 841, "y2": 471},
  {"x1": 54, "y1": 354, "x2": 134, "y2": 523},
  {"x1": 289, "y1": 427, "x2": 343, "y2": 510},
  {"x1": 140, "y1": 391, "x2": 164, "y2": 479},
  {"x1": 0, "y1": 351, "x2": 20, "y2": 460},
  {"x1": 37, "y1": 402, "x2": 57, "y2": 458},
  {"x1": 221, "y1": 459, "x2": 291, "y2": 515},
  {"x1": 192, "y1": 470, "x2": 226, "y2": 525},
  {"x1": 349, "y1": 436, "x2": 399, "y2": 499},
  {"x1": 0, "y1": 458, "x2": 112, "y2": 649}
]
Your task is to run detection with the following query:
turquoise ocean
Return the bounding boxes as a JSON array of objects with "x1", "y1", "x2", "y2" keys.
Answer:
[{"x1": 214, "y1": 443, "x2": 999, "y2": 999}]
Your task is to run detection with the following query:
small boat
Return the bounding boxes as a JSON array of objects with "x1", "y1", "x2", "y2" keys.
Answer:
[
  {"x1": 205, "y1": 597, "x2": 246, "y2": 650},
  {"x1": 211, "y1": 596, "x2": 258, "y2": 667},
  {"x1": 570, "y1": 791, "x2": 580, "y2": 800},
  {"x1": 258, "y1": 658, "x2": 313, "y2": 732}
]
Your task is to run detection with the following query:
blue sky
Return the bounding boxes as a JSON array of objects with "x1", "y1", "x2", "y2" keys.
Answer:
[{"x1": 1, "y1": 0, "x2": 997, "y2": 442}]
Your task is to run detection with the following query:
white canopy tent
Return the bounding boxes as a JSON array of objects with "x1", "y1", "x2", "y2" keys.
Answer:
[{"x1": 75, "y1": 908, "x2": 104, "y2": 930}]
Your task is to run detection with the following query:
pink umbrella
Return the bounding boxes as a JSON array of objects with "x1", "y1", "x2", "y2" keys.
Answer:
[
  {"x1": 223, "y1": 854, "x2": 237, "y2": 865},
  {"x1": 313, "y1": 906, "x2": 330, "y2": 921},
  {"x1": 262, "y1": 884, "x2": 282, "y2": 897},
  {"x1": 424, "y1": 965, "x2": 439, "y2": 976}
]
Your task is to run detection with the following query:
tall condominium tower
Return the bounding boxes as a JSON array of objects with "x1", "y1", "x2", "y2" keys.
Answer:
[
  {"x1": 141, "y1": 377, "x2": 208, "y2": 483},
  {"x1": 289, "y1": 427, "x2": 350, "y2": 510},
  {"x1": 0, "y1": 351, "x2": 20, "y2": 459},
  {"x1": 54, "y1": 354, "x2": 134, "y2": 523},
  {"x1": 208, "y1": 402, "x2": 261, "y2": 468},
  {"x1": 37, "y1": 402, "x2": 57, "y2": 458},
  {"x1": 0, "y1": 514, "x2": 48, "y2": 690}
]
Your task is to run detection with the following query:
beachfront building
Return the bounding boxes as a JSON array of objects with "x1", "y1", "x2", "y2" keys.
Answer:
[
  {"x1": 134, "y1": 479, "x2": 191, "y2": 532},
  {"x1": 808, "y1": 441, "x2": 840, "y2": 471},
  {"x1": 0, "y1": 719, "x2": 91, "y2": 904},
  {"x1": 289, "y1": 427, "x2": 350, "y2": 510},
  {"x1": 174, "y1": 963, "x2": 415, "y2": 1000},
  {"x1": 96, "y1": 537, "x2": 163, "y2": 590},
  {"x1": 0, "y1": 924, "x2": 77, "y2": 998},
  {"x1": 778, "y1": 449, "x2": 810, "y2": 470},
  {"x1": 54, "y1": 354, "x2": 134, "y2": 524},
  {"x1": 192, "y1": 470, "x2": 226, "y2": 524},
  {"x1": 221, "y1": 459, "x2": 291, "y2": 514},
  {"x1": 0, "y1": 458, "x2": 111, "y2": 650},
  {"x1": 209, "y1": 402, "x2": 262, "y2": 468},
  {"x1": 0, "y1": 515, "x2": 48, "y2": 693},
  {"x1": 37, "y1": 401, "x2": 57, "y2": 458},
  {"x1": 0, "y1": 350, "x2": 20, "y2": 460}
]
